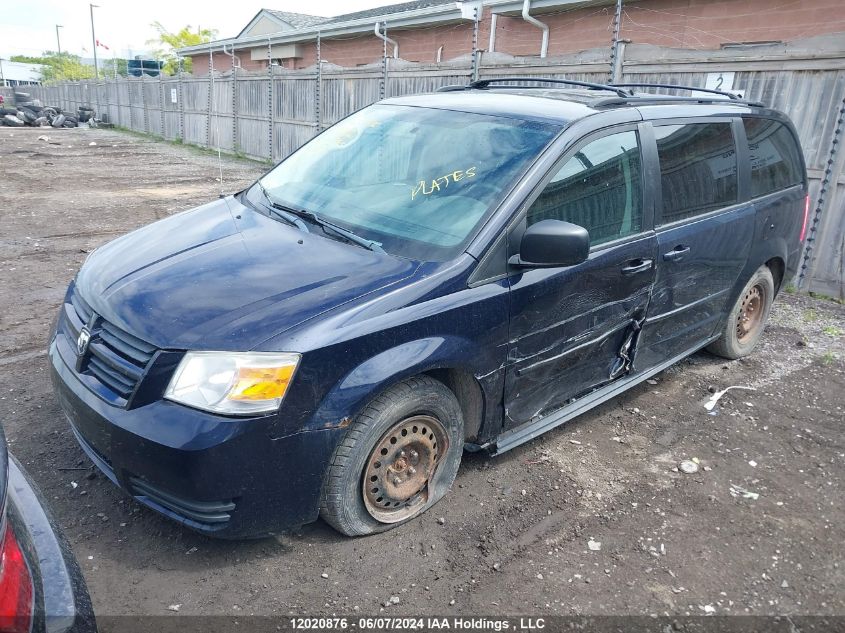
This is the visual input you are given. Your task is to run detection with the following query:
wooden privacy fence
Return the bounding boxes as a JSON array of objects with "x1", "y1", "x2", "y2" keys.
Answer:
[{"x1": 23, "y1": 41, "x2": 845, "y2": 297}]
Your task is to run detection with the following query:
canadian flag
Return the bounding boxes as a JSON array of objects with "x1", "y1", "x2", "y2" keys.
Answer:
[{"x1": 96, "y1": 39, "x2": 109, "y2": 50}]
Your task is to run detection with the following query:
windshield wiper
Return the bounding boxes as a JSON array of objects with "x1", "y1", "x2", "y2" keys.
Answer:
[
  {"x1": 256, "y1": 182, "x2": 310, "y2": 233},
  {"x1": 283, "y1": 206, "x2": 385, "y2": 253}
]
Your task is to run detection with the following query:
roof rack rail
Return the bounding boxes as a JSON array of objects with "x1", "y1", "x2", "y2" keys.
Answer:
[
  {"x1": 609, "y1": 82, "x2": 742, "y2": 100},
  {"x1": 434, "y1": 76, "x2": 765, "y2": 108},
  {"x1": 438, "y1": 76, "x2": 633, "y2": 98},
  {"x1": 591, "y1": 95, "x2": 765, "y2": 108}
]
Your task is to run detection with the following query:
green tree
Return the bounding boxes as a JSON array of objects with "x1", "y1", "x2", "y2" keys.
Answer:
[
  {"x1": 10, "y1": 51, "x2": 95, "y2": 82},
  {"x1": 147, "y1": 23, "x2": 217, "y2": 75}
]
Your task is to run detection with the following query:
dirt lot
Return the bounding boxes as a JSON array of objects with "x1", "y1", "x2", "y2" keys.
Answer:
[{"x1": 1, "y1": 127, "x2": 844, "y2": 622}]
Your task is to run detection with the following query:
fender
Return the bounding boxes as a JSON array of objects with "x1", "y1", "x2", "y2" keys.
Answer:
[{"x1": 302, "y1": 336, "x2": 503, "y2": 437}]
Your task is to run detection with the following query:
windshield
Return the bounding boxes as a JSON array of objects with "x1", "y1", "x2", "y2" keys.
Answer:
[{"x1": 255, "y1": 104, "x2": 561, "y2": 260}]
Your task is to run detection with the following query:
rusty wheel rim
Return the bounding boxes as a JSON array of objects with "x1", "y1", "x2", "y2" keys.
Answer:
[
  {"x1": 736, "y1": 284, "x2": 766, "y2": 344},
  {"x1": 362, "y1": 415, "x2": 449, "y2": 523}
]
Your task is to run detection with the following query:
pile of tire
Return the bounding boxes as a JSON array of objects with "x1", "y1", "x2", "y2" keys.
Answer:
[{"x1": 1, "y1": 91, "x2": 97, "y2": 129}]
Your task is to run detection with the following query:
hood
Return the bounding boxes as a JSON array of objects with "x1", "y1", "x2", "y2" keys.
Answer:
[{"x1": 75, "y1": 197, "x2": 420, "y2": 350}]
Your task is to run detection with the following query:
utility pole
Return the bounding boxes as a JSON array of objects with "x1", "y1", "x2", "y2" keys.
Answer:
[
  {"x1": 56, "y1": 25, "x2": 63, "y2": 55},
  {"x1": 0, "y1": 58, "x2": 6, "y2": 88},
  {"x1": 90, "y1": 4, "x2": 100, "y2": 79}
]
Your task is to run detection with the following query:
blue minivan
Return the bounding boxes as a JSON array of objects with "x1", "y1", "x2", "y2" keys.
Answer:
[{"x1": 49, "y1": 79, "x2": 808, "y2": 537}]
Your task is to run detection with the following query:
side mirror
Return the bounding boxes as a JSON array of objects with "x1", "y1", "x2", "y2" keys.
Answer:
[{"x1": 509, "y1": 219, "x2": 590, "y2": 268}]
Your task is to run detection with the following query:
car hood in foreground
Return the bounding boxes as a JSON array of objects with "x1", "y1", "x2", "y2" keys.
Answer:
[{"x1": 74, "y1": 197, "x2": 420, "y2": 350}]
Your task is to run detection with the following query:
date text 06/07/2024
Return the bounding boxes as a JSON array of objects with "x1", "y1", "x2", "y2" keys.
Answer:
[{"x1": 289, "y1": 617, "x2": 547, "y2": 630}]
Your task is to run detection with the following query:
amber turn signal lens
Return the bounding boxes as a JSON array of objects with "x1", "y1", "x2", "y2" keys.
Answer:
[{"x1": 228, "y1": 365, "x2": 296, "y2": 401}]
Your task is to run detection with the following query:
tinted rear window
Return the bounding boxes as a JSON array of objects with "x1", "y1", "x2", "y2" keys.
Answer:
[
  {"x1": 743, "y1": 117, "x2": 804, "y2": 197},
  {"x1": 655, "y1": 122, "x2": 738, "y2": 225}
]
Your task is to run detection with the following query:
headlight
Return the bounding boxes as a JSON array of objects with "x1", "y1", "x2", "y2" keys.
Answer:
[{"x1": 164, "y1": 351, "x2": 300, "y2": 416}]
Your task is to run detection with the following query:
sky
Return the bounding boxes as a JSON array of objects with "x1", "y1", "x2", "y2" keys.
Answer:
[{"x1": 0, "y1": 0, "x2": 406, "y2": 60}]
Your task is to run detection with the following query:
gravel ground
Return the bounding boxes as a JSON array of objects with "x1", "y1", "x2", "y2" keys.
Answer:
[{"x1": 1, "y1": 127, "x2": 843, "y2": 623}]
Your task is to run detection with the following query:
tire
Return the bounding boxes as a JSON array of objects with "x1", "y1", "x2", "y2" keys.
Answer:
[
  {"x1": 707, "y1": 265, "x2": 775, "y2": 359},
  {"x1": 51, "y1": 114, "x2": 66, "y2": 128},
  {"x1": 320, "y1": 375, "x2": 464, "y2": 536},
  {"x1": 3, "y1": 114, "x2": 23, "y2": 127}
]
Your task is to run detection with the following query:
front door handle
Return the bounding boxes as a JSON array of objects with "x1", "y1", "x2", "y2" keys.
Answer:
[
  {"x1": 663, "y1": 245, "x2": 691, "y2": 262},
  {"x1": 621, "y1": 258, "x2": 654, "y2": 275}
]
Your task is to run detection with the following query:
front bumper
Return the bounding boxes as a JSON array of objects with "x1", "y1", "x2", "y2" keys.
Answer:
[
  {"x1": 7, "y1": 455, "x2": 96, "y2": 633},
  {"x1": 49, "y1": 335, "x2": 344, "y2": 539}
]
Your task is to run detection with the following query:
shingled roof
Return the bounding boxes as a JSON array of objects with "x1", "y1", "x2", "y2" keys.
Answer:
[
  {"x1": 265, "y1": 10, "x2": 331, "y2": 29},
  {"x1": 326, "y1": 0, "x2": 458, "y2": 24},
  {"x1": 183, "y1": 0, "x2": 469, "y2": 54}
]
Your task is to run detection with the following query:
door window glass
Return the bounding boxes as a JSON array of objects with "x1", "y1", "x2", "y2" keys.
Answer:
[
  {"x1": 655, "y1": 123, "x2": 738, "y2": 224},
  {"x1": 527, "y1": 130, "x2": 643, "y2": 246},
  {"x1": 743, "y1": 118, "x2": 803, "y2": 197}
]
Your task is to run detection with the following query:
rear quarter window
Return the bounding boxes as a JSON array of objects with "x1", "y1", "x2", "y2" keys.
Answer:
[
  {"x1": 743, "y1": 117, "x2": 804, "y2": 197},
  {"x1": 655, "y1": 122, "x2": 738, "y2": 225}
]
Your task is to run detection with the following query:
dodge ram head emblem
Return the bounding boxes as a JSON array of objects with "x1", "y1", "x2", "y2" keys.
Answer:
[{"x1": 77, "y1": 327, "x2": 92, "y2": 356}]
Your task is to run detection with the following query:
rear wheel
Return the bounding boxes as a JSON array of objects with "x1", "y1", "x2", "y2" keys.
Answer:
[
  {"x1": 707, "y1": 265, "x2": 775, "y2": 359},
  {"x1": 320, "y1": 376, "x2": 463, "y2": 536}
]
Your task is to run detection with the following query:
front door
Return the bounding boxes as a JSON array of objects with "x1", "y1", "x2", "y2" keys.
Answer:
[
  {"x1": 505, "y1": 126, "x2": 657, "y2": 428},
  {"x1": 637, "y1": 119, "x2": 755, "y2": 367}
]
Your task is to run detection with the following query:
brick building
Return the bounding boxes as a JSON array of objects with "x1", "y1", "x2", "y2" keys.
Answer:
[{"x1": 180, "y1": 0, "x2": 845, "y2": 74}]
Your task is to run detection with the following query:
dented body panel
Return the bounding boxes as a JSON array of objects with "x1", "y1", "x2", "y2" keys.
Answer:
[{"x1": 505, "y1": 233, "x2": 657, "y2": 426}]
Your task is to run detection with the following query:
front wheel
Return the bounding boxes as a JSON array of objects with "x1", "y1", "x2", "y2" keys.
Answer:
[
  {"x1": 320, "y1": 376, "x2": 464, "y2": 536},
  {"x1": 707, "y1": 265, "x2": 775, "y2": 359}
]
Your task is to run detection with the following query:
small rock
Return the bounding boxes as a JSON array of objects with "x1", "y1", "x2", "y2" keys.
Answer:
[
  {"x1": 70, "y1": 481, "x2": 78, "y2": 489},
  {"x1": 679, "y1": 460, "x2": 699, "y2": 474},
  {"x1": 748, "y1": 460, "x2": 757, "y2": 467},
  {"x1": 536, "y1": 573, "x2": 544, "y2": 580},
  {"x1": 437, "y1": 517, "x2": 445, "y2": 525},
  {"x1": 493, "y1": 563, "x2": 501, "y2": 571},
  {"x1": 321, "y1": 573, "x2": 329, "y2": 579},
  {"x1": 588, "y1": 539, "x2": 601, "y2": 551},
  {"x1": 37, "y1": 135, "x2": 49, "y2": 142},
  {"x1": 568, "y1": 439, "x2": 582, "y2": 445},
  {"x1": 167, "y1": 604, "x2": 181, "y2": 612},
  {"x1": 89, "y1": 141, "x2": 97, "y2": 146},
  {"x1": 781, "y1": 580, "x2": 789, "y2": 588},
  {"x1": 389, "y1": 596, "x2": 400, "y2": 604},
  {"x1": 449, "y1": 599, "x2": 456, "y2": 606}
]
